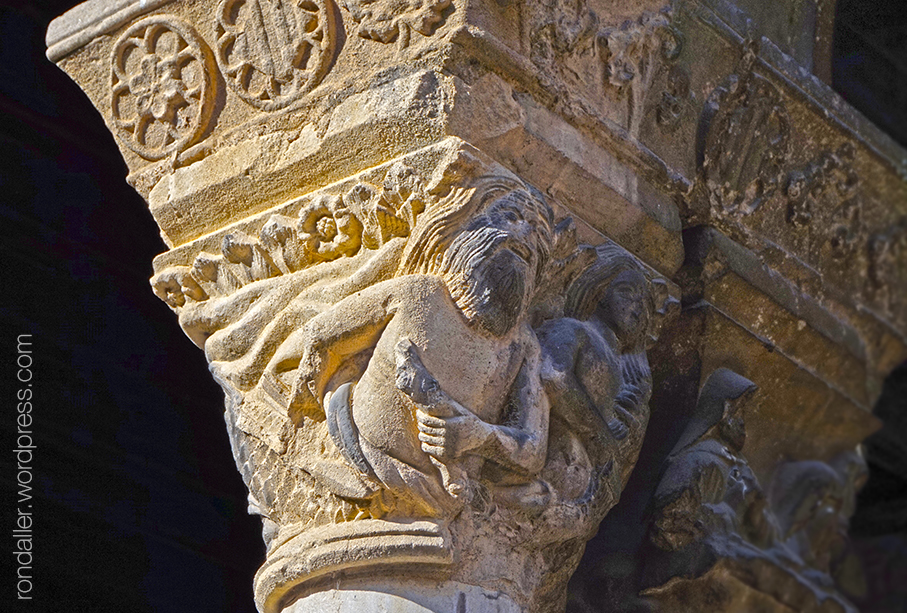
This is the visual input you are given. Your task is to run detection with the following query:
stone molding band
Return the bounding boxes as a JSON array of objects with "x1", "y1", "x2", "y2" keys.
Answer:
[{"x1": 46, "y1": 0, "x2": 176, "y2": 62}]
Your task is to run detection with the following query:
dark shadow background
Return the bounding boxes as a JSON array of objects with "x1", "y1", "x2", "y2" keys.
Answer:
[
  {"x1": 0, "y1": 2, "x2": 263, "y2": 612},
  {"x1": 0, "y1": 1, "x2": 903, "y2": 612}
]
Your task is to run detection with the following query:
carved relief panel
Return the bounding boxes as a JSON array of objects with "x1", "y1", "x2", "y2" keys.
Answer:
[
  {"x1": 46, "y1": 2, "x2": 907, "y2": 613},
  {"x1": 111, "y1": 15, "x2": 217, "y2": 160},
  {"x1": 215, "y1": 0, "x2": 336, "y2": 110}
]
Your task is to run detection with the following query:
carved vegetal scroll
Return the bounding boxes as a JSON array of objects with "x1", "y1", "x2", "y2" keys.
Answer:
[
  {"x1": 149, "y1": 146, "x2": 675, "y2": 612},
  {"x1": 341, "y1": 0, "x2": 451, "y2": 46}
]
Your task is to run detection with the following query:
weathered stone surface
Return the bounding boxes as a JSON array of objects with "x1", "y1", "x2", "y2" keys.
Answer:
[{"x1": 48, "y1": 0, "x2": 906, "y2": 611}]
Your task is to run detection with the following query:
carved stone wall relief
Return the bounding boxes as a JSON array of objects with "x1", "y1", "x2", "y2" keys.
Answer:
[
  {"x1": 149, "y1": 148, "x2": 676, "y2": 612},
  {"x1": 111, "y1": 15, "x2": 216, "y2": 160},
  {"x1": 698, "y1": 69, "x2": 791, "y2": 217},
  {"x1": 215, "y1": 0, "x2": 336, "y2": 110},
  {"x1": 341, "y1": 0, "x2": 451, "y2": 47},
  {"x1": 526, "y1": 3, "x2": 681, "y2": 136},
  {"x1": 867, "y1": 218, "x2": 907, "y2": 317},
  {"x1": 782, "y1": 144, "x2": 862, "y2": 267},
  {"x1": 655, "y1": 64, "x2": 691, "y2": 130},
  {"x1": 47, "y1": 1, "x2": 907, "y2": 612},
  {"x1": 643, "y1": 369, "x2": 866, "y2": 613}
]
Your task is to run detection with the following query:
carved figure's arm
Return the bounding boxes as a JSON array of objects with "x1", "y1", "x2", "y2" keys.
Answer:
[
  {"x1": 397, "y1": 335, "x2": 550, "y2": 477},
  {"x1": 606, "y1": 351, "x2": 652, "y2": 443},
  {"x1": 538, "y1": 324, "x2": 607, "y2": 440},
  {"x1": 267, "y1": 280, "x2": 398, "y2": 411},
  {"x1": 480, "y1": 340, "x2": 550, "y2": 476}
]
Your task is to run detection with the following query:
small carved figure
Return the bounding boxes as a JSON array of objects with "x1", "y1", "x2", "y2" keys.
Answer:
[
  {"x1": 263, "y1": 178, "x2": 554, "y2": 518},
  {"x1": 496, "y1": 243, "x2": 654, "y2": 535},
  {"x1": 645, "y1": 370, "x2": 864, "y2": 613},
  {"x1": 769, "y1": 451, "x2": 868, "y2": 583},
  {"x1": 649, "y1": 368, "x2": 773, "y2": 560}
]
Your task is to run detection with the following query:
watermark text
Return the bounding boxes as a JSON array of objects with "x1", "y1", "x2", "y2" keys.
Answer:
[{"x1": 14, "y1": 334, "x2": 34, "y2": 600}]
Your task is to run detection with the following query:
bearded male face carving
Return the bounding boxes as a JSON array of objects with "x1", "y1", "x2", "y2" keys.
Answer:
[
  {"x1": 440, "y1": 192, "x2": 548, "y2": 337},
  {"x1": 261, "y1": 178, "x2": 555, "y2": 519}
]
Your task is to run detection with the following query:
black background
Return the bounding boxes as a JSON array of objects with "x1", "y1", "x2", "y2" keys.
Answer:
[{"x1": 1, "y1": 2, "x2": 262, "y2": 611}]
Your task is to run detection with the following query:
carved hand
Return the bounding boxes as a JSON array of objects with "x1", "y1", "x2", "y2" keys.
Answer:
[
  {"x1": 395, "y1": 338, "x2": 492, "y2": 461},
  {"x1": 394, "y1": 338, "x2": 444, "y2": 407},
  {"x1": 614, "y1": 384, "x2": 644, "y2": 411},
  {"x1": 414, "y1": 408, "x2": 493, "y2": 461}
]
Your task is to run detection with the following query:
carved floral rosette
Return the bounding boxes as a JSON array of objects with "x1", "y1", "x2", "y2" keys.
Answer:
[
  {"x1": 111, "y1": 15, "x2": 216, "y2": 160},
  {"x1": 150, "y1": 142, "x2": 678, "y2": 612}
]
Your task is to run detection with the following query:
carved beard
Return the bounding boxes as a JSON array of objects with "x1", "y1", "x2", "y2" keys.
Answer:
[{"x1": 441, "y1": 226, "x2": 529, "y2": 338}]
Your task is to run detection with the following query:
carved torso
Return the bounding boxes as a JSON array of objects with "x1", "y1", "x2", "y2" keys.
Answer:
[{"x1": 348, "y1": 273, "x2": 530, "y2": 472}]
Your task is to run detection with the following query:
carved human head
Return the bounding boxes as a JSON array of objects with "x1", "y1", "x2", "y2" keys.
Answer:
[
  {"x1": 564, "y1": 242, "x2": 651, "y2": 351},
  {"x1": 399, "y1": 177, "x2": 554, "y2": 336},
  {"x1": 668, "y1": 369, "x2": 756, "y2": 458},
  {"x1": 769, "y1": 460, "x2": 852, "y2": 570}
]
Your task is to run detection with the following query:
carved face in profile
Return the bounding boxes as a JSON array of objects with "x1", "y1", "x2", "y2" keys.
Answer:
[
  {"x1": 718, "y1": 404, "x2": 747, "y2": 453},
  {"x1": 441, "y1": 189, "x2": 551, "y2": 337}
]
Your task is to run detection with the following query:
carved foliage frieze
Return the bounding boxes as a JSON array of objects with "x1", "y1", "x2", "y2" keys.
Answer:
[
  {"x1": 151, "y1": 161, "x2": 425, "y2": 308},
  {"x1": 111, "y1": 15, "x2": 216, "y2": 160},
  {"x1": 777, "y1": 144, "x2": 906, "y2": 322},
  {"x1": 595, "y1": 13, "x2": 682, "y2": 94},
  {"x1": 215, "y1": 0, "x2": 337, "y2": 110},
  {"x1": 104, "y1": 0, "x2": 458, "y2": 159},
  {"x1": 690, "y1": 50, "x2": 906, "y2": 328},
  {"x1": 527, "y1": 3, "x2": 682, "y2": 108},
  {"x1": 782, "y1": 144, "x2": 865, "y2": 267}
]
